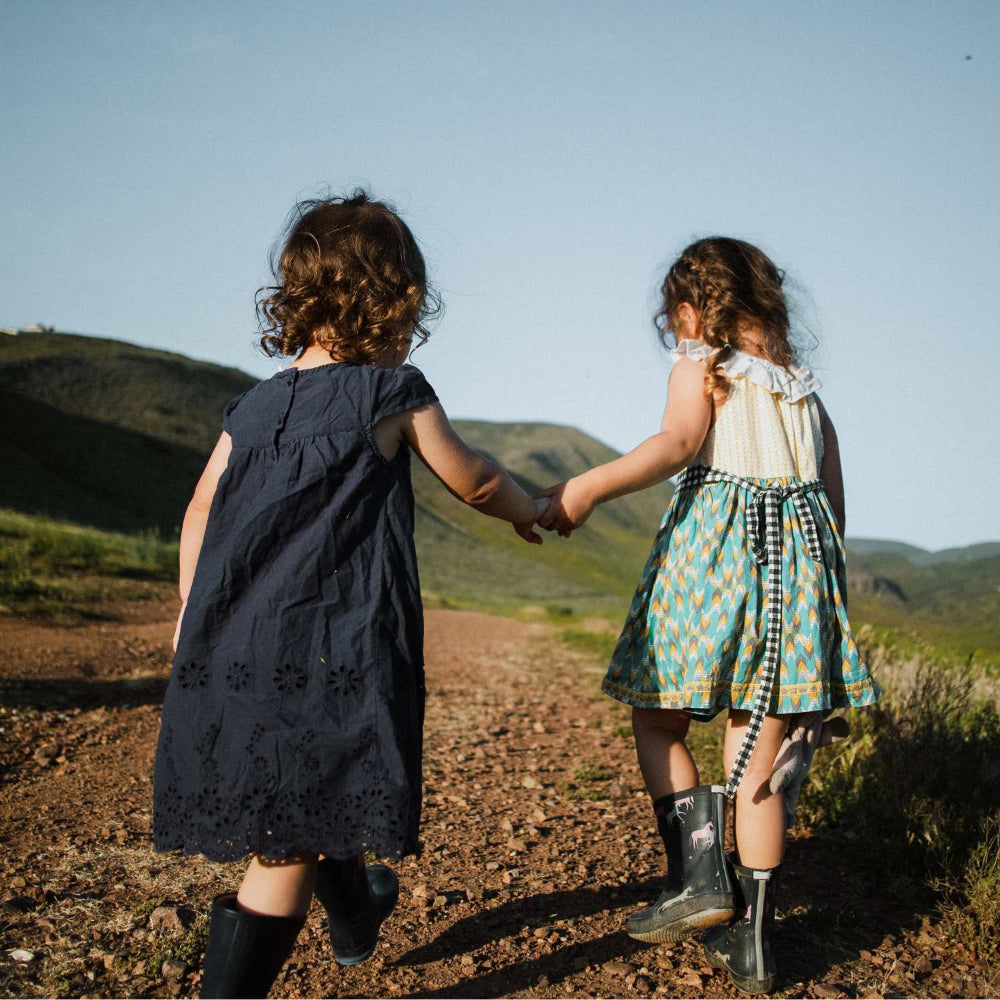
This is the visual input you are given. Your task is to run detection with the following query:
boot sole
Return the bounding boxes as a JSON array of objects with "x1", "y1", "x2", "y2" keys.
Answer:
[
  {"x1": 627, "y1": 905, "x2": 734, "y2": 943},
  {"x1": 706, "y1": 948, "x2": 776, "y2": 995}
]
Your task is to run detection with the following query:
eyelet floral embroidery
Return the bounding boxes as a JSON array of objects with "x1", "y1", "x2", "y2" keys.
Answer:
[
  {"x1": 326, "y1": 664, "x2": 363, "y2": 697},
  {"x1": 177, "y1": 660, "x2": 209, "y2": 690},
  {"x1": 226, "y1": 661, "x2": 251, "y2": 692},
  {"x1": 273, "y1": 663, "x2": 307, "y2": 693}
]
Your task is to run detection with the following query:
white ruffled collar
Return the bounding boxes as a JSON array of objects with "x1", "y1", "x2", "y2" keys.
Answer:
[{"x1": 670, "y1": 339, "x2": 820, "y2": 403}]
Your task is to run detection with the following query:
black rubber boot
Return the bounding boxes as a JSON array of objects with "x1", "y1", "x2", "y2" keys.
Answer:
[
  {"x1": 313, "y1": 856, "x2": 399, "y2": 965},
  {"x1": 627, "y1": 784, "x2": 735, "y2": 942},
  {"x1": 199, "y1": 892, "x2": 305, "y2": 999},
  {"x1": 704, "y1": 857, "x2": 780, "y2": 994}
]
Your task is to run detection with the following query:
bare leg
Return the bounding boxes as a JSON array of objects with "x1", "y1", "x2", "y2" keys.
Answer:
[
  {"x1": 723, "y1": 712, "x2": 789, "y2": 869},
  {"x1": 632, "y1": 707, "x2": 699, "y2": 799},
  {"x1": 236, "y1": 852, "x2": 317, "y2": 919}
]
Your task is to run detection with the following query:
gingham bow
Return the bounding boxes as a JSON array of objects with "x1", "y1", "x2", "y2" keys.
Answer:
[
  {"x1": 746, "y1": 485, "x2": 824, "y2": 566},
  {"x1": 676, "y1": 466, "x2": 826, "y2": 798}
]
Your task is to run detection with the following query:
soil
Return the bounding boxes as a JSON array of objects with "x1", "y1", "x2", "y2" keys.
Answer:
[{"x1": 0, "y1": 595, "x2": 995, "y2": 999}]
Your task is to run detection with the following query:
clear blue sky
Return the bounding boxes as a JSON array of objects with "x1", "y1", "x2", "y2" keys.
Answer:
[{"x1": 2, "y1": 1, "x2": 997, "y2": 550}]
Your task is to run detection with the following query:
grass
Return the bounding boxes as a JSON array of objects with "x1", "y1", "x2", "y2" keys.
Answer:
[{"x1": 0, "y1": 508, "x2": 177, "y2": 615}]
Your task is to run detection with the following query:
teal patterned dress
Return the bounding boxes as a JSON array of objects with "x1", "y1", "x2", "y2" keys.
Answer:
[{"x1": 602, "y1": 343, "x2": 881, "y2": 719}]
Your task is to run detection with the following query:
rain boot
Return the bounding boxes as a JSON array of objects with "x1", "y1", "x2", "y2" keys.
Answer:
[
  {"x1": 627, "y1": 784, "x2": 735, "y2": 942},
  {"x1": 704, "y1": 857, "x2": 780, "y2": 994},
  {"x1": 313, "y1": 856, "x2": 399, "y2": 965},
  {"x1": 200, "y1": 892, "x2": 305, "y2": 999}
]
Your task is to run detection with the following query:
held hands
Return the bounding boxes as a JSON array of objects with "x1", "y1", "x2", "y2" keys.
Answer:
[
  {"x1": 513, "y1": 497, "x2": 553, "y2": 545},
  {"x1": 534, "y1": 476, "x2": 597, "y2": 536}
]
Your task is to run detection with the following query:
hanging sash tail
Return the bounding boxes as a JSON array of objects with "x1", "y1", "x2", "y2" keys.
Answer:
[{"x1": 675, "y1": 466, "x2": 826, "y2": 799}]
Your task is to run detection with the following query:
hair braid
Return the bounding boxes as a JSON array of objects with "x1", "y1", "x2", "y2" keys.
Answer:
[{"x1": 655, "y1": 238, "x2": 795, "y2": 396}]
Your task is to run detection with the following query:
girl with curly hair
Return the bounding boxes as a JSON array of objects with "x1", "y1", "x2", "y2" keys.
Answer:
[
  {"x1": 152, "y1": 191, "x2": 550, "y2": 998},
  {"x1": 537, "y1": 237, "x2": 880, "y2": 994}
]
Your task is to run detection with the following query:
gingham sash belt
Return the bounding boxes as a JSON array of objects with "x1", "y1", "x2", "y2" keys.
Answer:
[{"x1": 676, "y1": 465, "x2": 826, "y2": 798}]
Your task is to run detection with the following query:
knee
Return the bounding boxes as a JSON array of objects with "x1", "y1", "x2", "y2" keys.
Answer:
[{"x1": 633, "y1": 707, "x2": 690, "y2": 739}]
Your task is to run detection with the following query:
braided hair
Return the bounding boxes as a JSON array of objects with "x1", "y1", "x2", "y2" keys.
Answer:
[{"x1": 656, "y1": 238, "x2": 795, "y2": 396}]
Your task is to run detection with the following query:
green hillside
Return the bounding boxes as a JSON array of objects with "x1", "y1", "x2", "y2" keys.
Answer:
[
  {"x1": 4, "y1": 330, "x2": 998, "y2": 652},
  {"x1": 2, "y1": 331, "x2": 668, "y2": 618}
]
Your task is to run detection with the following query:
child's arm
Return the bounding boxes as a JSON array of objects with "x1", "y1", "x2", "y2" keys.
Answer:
[
  {"x1": 537, "y1": 358, "x2": 712, "y2": 533},
  {"x1": 173, "y1": 432, "x2": 233, "y2": 650},
  {"x1": 396, "y1": 402, "x2": 549, "y2": 543},
  {"x1": 815, "y1": 397, "x2": 846, "y2": 534}
]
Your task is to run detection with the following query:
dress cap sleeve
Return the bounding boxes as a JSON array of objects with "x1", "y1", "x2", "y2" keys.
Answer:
[
  {"x1": 222, "y1": 390, "x2": 249, "y2": 435},
  {"x1": 371, "y1": 364, "x2": 438, "y2": 425}
]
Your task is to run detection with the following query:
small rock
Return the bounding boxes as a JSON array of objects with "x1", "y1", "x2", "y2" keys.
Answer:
[
  {"x1": 608, "y1": 781, "x2": 627, "y2": 799},
  {"x1": 461, "y1": 954, "x2": 475, "y2": 966},
  {"x1": 411, "y1": 883, "x2": 429, "y2": 898},
  {"x1": 8, "y1": 949, "x2": 35, "y2": 963},
  {"x1": 913, "y1": 955, "x2": 933, "y2": 975},
  {"x1": 812, "y1": 985, "x2": 841, "y2": 999},
  {"x1": 485, "y1": 861, "x2": 500, "y2": 871},
  {"x1": 531, "y1": 808, "x2": 547, "y2": 824},
  {"x1": 605, "y1": 960, "x2": 635, "y2": 976},
  {"x1": 521, "y1": 776, "x2": 540, "y2": 789},
  {"x1": 508, "y1": 838, "x2": 527, "y2": 852},
  {"x1": 634, "y1": 976, "x2": 652, "y2": 992},
  {"x1": 149, "y1": 905, "x2": 195, "y2": 934},
  {"x1": 532, "y1": 721, "x2": 546, "y2": 733},
  {"x1": 500, "y1": 817, "x2": 515, "y2": 834},
  {"x1": 162, "y1": 957, "x2": 187, "y2": 980},
  {"x1": 533, "y1": 927, "x2": 548, "y2": 938},
  {"x1": 33, "y1": 743, "x2": 59, "y2": 765},
  {"x1": 432, "y1": 894, "x2": 448, "y2": 908}
]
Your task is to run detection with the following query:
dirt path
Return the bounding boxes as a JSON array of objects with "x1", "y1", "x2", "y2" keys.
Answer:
[{"x1": 0, "y1": 600, "x2": 992, "y2": 998}]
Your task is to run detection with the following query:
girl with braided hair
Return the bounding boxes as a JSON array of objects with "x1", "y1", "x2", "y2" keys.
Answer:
[{"x1": 537, "y1": 237, "x2": 880, "y2": 994}]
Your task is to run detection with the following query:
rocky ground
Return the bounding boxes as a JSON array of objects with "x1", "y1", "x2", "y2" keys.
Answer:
[{"x1": 0, "y1": 594, "x2": 994, "y2": 999}]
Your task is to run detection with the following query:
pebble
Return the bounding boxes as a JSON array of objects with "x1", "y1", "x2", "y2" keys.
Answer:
[
  {"x1": 33, "y1": 743, "x2": 60, "y2": 765},
  {"x1": 811, "y1": 985, "x2": 842, "y2": 998},
  {"x1": 605, "y1": 960, "x2": 635, "y2": 976},
  {"x1": 161, "y1": 957, "x2": 187, "y2": 980},
  {"x1": 634, "y1": 975, "x2": 652, "y2": 992},
  {"x1": 149, "y1": 904, "x2": 195, "y2": 934},
  {"x1": 521, "y1": 776, "x2": 540, "y2": 789},
  {"x1": 9, "y1": 949, "x2": 35, "y2": 962},
  {"x1": 913, "y1": 955, "x2": 934, "y2": 975}
]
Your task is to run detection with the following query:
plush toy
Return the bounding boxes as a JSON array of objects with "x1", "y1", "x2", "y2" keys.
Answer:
[{"x1": 769, "y1": 712, "x2": 850, "y2": 827}]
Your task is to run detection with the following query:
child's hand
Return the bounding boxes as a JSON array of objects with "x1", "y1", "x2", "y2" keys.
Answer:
[
  {"x1": 536, "y1": 477, "x2": 597, "y2": 534},
  {"x1": 513, "y1": 497, "x2": 552, "y2": 545}
]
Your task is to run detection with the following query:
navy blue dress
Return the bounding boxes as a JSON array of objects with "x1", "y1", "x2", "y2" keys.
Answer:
[{"x1": 152, "y1": 362, "x2": 438, "y2": 862}]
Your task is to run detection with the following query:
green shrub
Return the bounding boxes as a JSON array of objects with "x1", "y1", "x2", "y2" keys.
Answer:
[
  {"x1": 801, "y1": 655, "x2": 1000, "y2": 958},
  {"x1": 573, "y1": 762, "x2": 610, "y2": 782}
]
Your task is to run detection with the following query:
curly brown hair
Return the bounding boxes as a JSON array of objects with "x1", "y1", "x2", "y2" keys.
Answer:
[
  {"x1": 256, "y1": 190, "x2": 440, "y2": 364},
  {"x1": 656, "y1": 237, "x2": 794, "y2": 396}
]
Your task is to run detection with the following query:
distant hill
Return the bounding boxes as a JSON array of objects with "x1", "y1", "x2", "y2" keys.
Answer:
[
  {"x1": 848, "y1": 537, "x2": 1000, "y2": 565},
  {"x1": 6, "y1": 330, "x2": 998, "y2": 646},
  {"x1": 4, "y1": 331, "x2": 670, "y2": 617}
]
